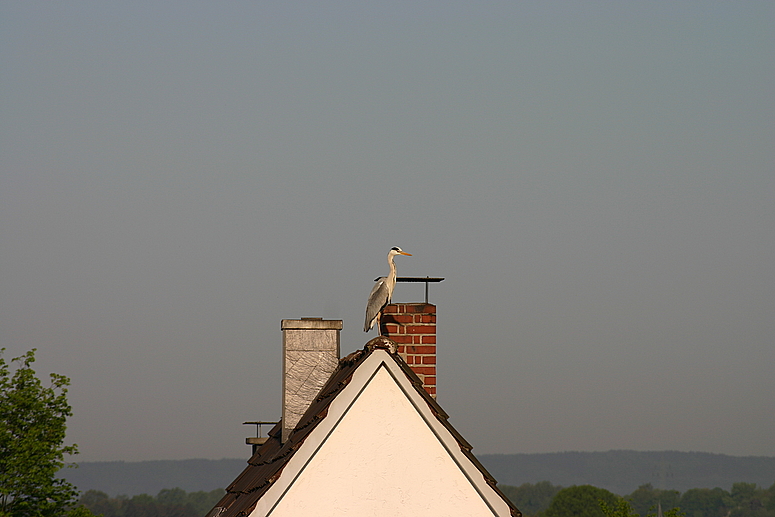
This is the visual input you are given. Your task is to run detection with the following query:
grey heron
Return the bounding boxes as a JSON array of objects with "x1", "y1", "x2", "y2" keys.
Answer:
[{"x1": 364, "y1": 246, "x2": 412, "y2": 334}]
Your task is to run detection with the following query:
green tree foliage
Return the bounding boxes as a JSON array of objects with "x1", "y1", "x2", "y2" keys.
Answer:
[
  {"x1": 680, "y1": 488, "x2": 734, "y2": 517},
  {"x1": 0, "y1": 349, "x2": 93, "y2": 517},
  {"x1": 500, "y1": 481, "x2": 775, "y2": 517},
  {"x1": 600, "y1": 497, "x2": 685, "y2": 517},
  {"x1": 544, "y1": 485, "x2": 619, "y2": 517},
  {"x1": 600, "y1": 498, "x2": 640, "y2": 517},
  {"x1": 501, "y1": 481, "x2": 563, "y2": 517},
  {"x1": 648, "y1": 504, "x2": 686, "y2": 517},
  {"x1": 628, "y1": 484, "x2": 682, "y2": 517},
  {"x1": 77, "y1": 489, "x2": 224, "y2": 517},
  {"x1": 729, "y1": 483, "x2": 775, "y2": 517}
]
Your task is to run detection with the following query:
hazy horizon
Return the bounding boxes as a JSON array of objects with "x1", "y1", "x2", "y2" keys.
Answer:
[
  {"x1": 67, "y1": 449, "x2": 775, "y2": 463},
  {"x1": 2, "y1": 2, "x2": 773, "y2": 462}
]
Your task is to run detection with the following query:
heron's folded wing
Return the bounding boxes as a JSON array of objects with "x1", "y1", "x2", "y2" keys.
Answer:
[{"x1": 364, "y1": 278, "x2": 389, "y2": 331}]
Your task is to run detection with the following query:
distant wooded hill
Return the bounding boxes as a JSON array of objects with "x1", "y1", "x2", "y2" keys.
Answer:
[
  {"x1": 58, "y1": 451, "x2": 775, "y2": 497},
  {"x1": 482, "y1": 451, "x2": 775, "y2": 494}
]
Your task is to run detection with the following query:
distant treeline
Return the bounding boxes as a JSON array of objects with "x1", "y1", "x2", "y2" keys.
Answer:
[
  {"x1": 59, "y1": 459, "x2": 245, "y2": 497},
  {"x1": 499, "y1": 481, "x2": 775, "y2": 517},
  {"x1": 480, "y1": 451, "x2": 775, "y2": 494},
  {"x1": 75, "y1": 481, "x2": 775, "y2": 517},
  {"x1": 78, "y1": 488, "x2": 223, "y2": 517},
  {"x1": 59, "y1": 452, "x2": 775, "y2": 497}
]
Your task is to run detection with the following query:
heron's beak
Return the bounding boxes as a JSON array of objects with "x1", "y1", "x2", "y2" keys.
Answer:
[{"x1": 400, "y1": 251, "x2": 412, "y2": 256}]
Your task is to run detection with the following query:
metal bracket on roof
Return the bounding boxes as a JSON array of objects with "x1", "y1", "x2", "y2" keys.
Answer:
[
  {"x1": 243, "y1": 421, "x2": 278, "y2": 453},
  {"x1": 206, "y1": 507, "x2": 226, "y2": 517}
]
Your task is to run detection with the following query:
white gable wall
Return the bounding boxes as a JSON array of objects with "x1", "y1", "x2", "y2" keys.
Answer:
[{"x1": 250, "y1": 350, "x2": 512, "y2": 517}]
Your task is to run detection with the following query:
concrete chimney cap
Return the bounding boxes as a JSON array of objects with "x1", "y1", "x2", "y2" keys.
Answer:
[{"x1": 281, "y1": 319, "x2": 343, "y2": 330}]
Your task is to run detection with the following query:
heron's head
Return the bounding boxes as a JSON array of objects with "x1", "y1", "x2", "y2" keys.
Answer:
[{"x1": 389, "y1": 246, "x2": 412, "y2": 257}]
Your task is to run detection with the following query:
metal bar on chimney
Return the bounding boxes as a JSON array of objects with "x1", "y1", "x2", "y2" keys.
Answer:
[{"x1": 396, "y1": 276, "x2": 445, "y2": 304}]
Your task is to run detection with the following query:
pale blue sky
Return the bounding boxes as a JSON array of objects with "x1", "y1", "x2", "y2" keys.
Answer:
[{"x1": 1, "y1": 1, "x2": 773, "y2": 461}]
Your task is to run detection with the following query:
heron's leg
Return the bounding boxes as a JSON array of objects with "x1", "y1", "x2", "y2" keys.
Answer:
[{"x1": 376, "y1": 312, "x2": 382, "y2": 336}]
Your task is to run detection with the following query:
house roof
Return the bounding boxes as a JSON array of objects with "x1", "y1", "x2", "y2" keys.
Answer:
[{"x1": 208, "y1": 337, "x2": 521, "y2": 517}]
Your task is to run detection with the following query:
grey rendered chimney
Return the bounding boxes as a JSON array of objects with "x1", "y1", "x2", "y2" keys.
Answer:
[{"x1": 281, "y1": 318, "x2": 341, "y2": 442}]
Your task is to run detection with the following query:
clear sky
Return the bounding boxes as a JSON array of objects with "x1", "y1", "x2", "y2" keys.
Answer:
[{"x1": 1, "y1": 2, "x2": 773, "y2": 462}]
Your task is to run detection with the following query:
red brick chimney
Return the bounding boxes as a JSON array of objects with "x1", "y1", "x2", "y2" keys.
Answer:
[{"x1": 381, "y1": 303, "x2": 437, "y2": 398}]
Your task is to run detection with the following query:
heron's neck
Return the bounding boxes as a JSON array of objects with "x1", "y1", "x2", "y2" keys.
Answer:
[{"x1": 387, "y1": 255, "x2": 397, "y2": 285}]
